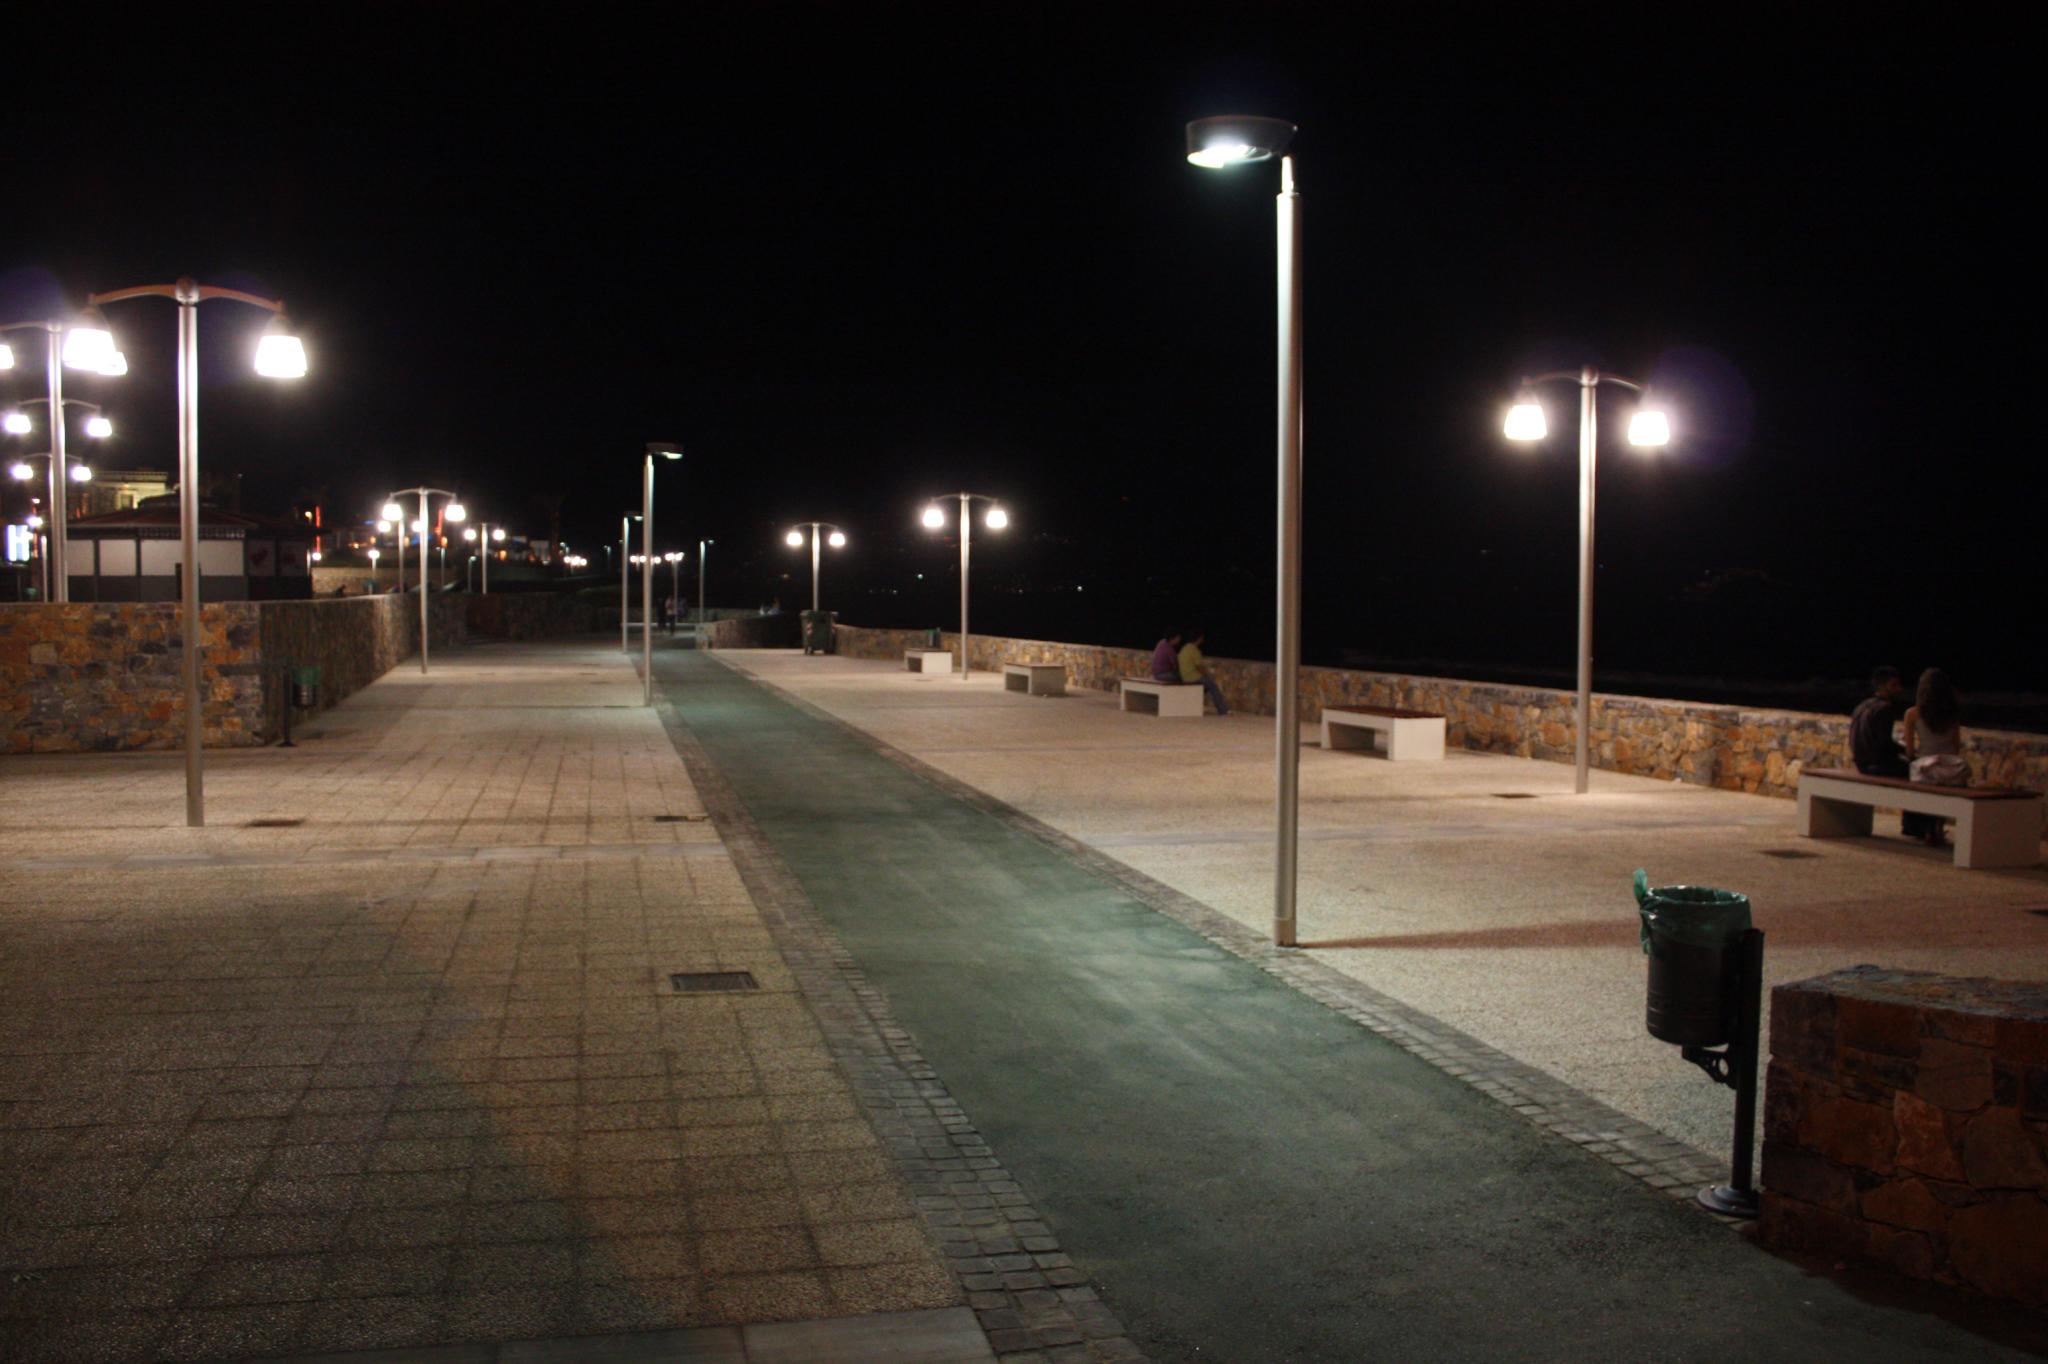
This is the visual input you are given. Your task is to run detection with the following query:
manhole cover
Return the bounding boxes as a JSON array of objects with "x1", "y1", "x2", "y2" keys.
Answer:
[
  {"x1": 1492, "y1": 793, "x2": 1538, "y2": 800},
  {"x1": 1760, "y1": 849, "x2": 1819, "y2": 859},
  {"x1": 245, "y1": 818, "x2": 306, "y2": 828},
  {"x1": 653, "y1": 814, "x2": 709, "y2": 823},
  {"x1": 671, "y1": 971, "x2": 759, "y2": 993}
]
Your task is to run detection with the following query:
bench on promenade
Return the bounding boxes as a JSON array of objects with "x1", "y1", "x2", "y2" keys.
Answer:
[
  {"x1": 1120, "y1": 678, "x2": 1203, "y2": 718},
  {"x1": 1003, "y1": 663, "x2": 1066, "y2": 697},
  {"x1": 1798, "y1": 767, "x2": 2044, "y2": 869},
  {"x1": 1321, "y1": 704, "x2": 1446, "y2": 761},
  {"x1": 905, "y1": 650, "x2": 953, "y2": 674}
]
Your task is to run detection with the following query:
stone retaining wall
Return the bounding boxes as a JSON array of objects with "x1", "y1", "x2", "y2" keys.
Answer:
[
  {"x1": 821, "y1": 625, "x2": 2048, "y2": 802},
  {"x1": 1760, "y1": 967, "x2": 2048, "y2": 1308},
  {"x1": 464, "y1": 592, "x2": 597, "y2": 641},
  {"x1": 2, "y1": 593, "x2": 597, "y2": 754},
  {"x1": 701, "y1": 614, "x2": 802, "y2": 650}
]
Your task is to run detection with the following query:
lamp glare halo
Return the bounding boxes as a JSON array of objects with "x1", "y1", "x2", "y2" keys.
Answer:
[
  {"x1": 921, "y1": 506, "x2": 946, "y2": 529},
  {"x1": 61, "y1": 327, "x2": 117, "y2": 372},
  {"x1": 827, "y1": 530, "x2": 846, "y2": 548},
  {"x1": 70, "y1": 465, "x2": 92, "y2": 483},
  {"x1": 1184, "y1": 116, "x2": 1296, "y2": 169},
  {"x1": 1503, "y1": 403, "x2": 1547, "y2": 442},
  {"x1": 3, "y1": 412, "x2": 30, "y2": 435},
  {"x1": 9, "y1": 462, "x2": 31, "y2": 480},
  {"x1": 254, "y1": 333, "x2": 308, "y2": 379},
  {"x1": 85, "y1": 416, "x2": 113, "y2": 438},
  {"x1": 445, "y1": 502, "x2": 467, "y2": 522},
  {"x1": 985, "y1": 507, "x2": 1009, "y2": 530},
  {"x1": 1627, "y1": 410, "x2": 1672, "y2": 448}
]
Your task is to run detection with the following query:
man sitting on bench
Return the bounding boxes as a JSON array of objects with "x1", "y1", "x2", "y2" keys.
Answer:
[
  {"x1": 1849, "y1": 665, "x2": 1930, "y2": 839},
  {"x1": 1150, "y1": 629, "x2": 1183, "y2": 683},
  {"x1": 1178, "y1": 628, "x2": 1229, "y2": 716}
]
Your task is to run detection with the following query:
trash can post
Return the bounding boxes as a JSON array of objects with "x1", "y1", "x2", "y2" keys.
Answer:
[{"x1": 1695, "y1": 927, "x2": 1765, "y2": 1218}]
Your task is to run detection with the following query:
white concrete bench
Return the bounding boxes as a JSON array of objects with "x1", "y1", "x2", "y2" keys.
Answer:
[
  {"x1": 1120, "y1": 678, "x2": 1203, "y2": 718},
  {"x1": 1798, "y1": 767, "x2": 2043, "y2": 869},
  {"x1": 1321, "y1": 705, "x2": 1446, "y2": 761},
  {"x1": 905, "y1": 650, "x2": 953, "y2": 675},
  {"x1": 1003, "y1": 663, "x2": 1066, "y2": 697}
]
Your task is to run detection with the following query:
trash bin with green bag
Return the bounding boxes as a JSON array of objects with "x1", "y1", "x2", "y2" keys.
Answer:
[{"x1": 1635, "y1": 869, "x2": 1751, "y2": 1047}]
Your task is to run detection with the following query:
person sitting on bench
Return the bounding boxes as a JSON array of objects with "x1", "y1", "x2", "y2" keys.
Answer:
[
  {"x1": 1149, "y1": 629, "x2": 1182, "y2": 683},
  {"x1": 1178, "y1": 629, "x2": 1229, "y2": 716},
  {"x1": 1850, "y1": 665, "x2": 1931, "y2": 839},
  {"x1": 1903, "y1": 667, "x2": 1968, "y2": 847}
]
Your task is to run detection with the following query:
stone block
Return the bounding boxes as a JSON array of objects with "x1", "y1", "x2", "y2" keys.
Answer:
[
  {"x1": 1799, "y1": 1094, "x2": 1897, "y2": 1175},
  {"x1": 1913, "y1": 1037, "x2": 1992, "y2": 1112},
  {"x1": 1761, "y1": 1145, "x2": 1856, "y2": 1213},
  {"x1": 1961, "y1": 1108, "x2": 2048, "y2": 1190},
  {"x1": 1770, "y1": 984, "x2": 1838, "y2": 1078},
  {"x1": 1859, "y1": 1177, "x2": 1950, "y2": 1233},
  {"x1": 1893, "y1": 1090, "x2": 1966, "y2": 1182},
  {"x1": 1836, "y1": 995, "x2": 1922, "y2": 1060},
  {"x1": 1946, "y1": 1193, "x2": 2048, "y2": 1309}
]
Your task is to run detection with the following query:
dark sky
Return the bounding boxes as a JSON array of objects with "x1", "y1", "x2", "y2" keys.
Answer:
[{"x1": 3, "y1": 7, "x2": 2037, "y2": 706}]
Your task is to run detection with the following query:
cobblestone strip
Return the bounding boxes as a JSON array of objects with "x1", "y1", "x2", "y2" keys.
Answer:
[
  {"x1": 654, "y1": 691, "x2": 1148, "y2": 1364},
  {"x1": 723, "y1": 661, "x2": 1736, "y2": 1218}
]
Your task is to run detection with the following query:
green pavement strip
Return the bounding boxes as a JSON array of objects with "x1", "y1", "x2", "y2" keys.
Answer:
[{"x1": 659, "y1": 648, "x2": 2047, "y2": 1364}]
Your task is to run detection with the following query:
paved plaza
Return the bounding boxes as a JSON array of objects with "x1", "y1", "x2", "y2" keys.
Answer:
[{"x1": 3, "y1": 635, "x2": 2045, "y2": 1362}]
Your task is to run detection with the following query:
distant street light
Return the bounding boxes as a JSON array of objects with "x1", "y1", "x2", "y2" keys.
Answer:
[
  {"x1": 85, "y1": 279, "x2": 305, "y2": 828},
  {"x1": 462, "y1": 522, "x2": 508, "y2": 592},
  {"x1": 786, "y1": 521, "x2": 848, "y2": 613},
  {"x1": 1503, "y1": 367, "x2": 1672, "y2": 794},
  {"x1": 0, "y1": 311, "x2": 126, "y2": 603},
  {"x1": 698, "y1": 538, "x2": 713, "y2": 631},
  {"x1": 919, "y1": 493, "x2": 1007, "y2": 680},
  {"x1": 663, "y1": 551, "x2": 684, "y2": 634},
  {"x1": 381, "y1": 487, "x2": 466, "y2": 676},
  {"x1": 1185, "y1": 112, "x2": 1304, "y2": 947}
]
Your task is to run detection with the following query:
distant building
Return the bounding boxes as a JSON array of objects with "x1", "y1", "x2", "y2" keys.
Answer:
[
  {"x1": 77, "y1": 468, "x2": 174, "y2": 518},
  {"x1": 64, "y1": 495, "x2": 317, "y2": 602}
]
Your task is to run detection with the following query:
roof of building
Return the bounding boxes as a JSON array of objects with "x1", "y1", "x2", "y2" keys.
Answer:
[{"x1": 67, "y1": 504, "x2": 315, "y2": 535}]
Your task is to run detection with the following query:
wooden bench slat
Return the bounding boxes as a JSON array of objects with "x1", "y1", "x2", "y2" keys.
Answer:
[
  {"x1": 1326, "y1": 704, "x2": 1446, "y2": 721},
  {"x1": 1802, "y1": 768, "x2": 2037, "y2": 802}
]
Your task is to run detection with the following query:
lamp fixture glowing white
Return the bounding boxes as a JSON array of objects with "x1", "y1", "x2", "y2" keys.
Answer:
[
  {"x1": 827, "y1": 530, "x2": 847, "y2": 548},
  {"x1": 462, "y1": 527, "x2": 477, "y2": 543},
  {"x1": 61, "y1": 319, "x2": 117, "y2": 372},
  {"x1": 0, "y1": 342, "x2": 13, "y2": 369},
  {"x1": 253, "y1": 318, "x2": 308, "y2": 379},
  {"x1": 1185, "y1": 116, "x2": 1296, "y2": 169},
  {"x1": 921, "y1": 505, "x2": 946, "y2": 529},
  {"x1": 984, "y1": 507, "x2": 1008, "y2": 530},
  {"x1": 786, "y1": 529, "x2": 805, "y2": 547},
  {"x1": 445, "y1": 501, "x2": 467, "y2": 523},
  {"x1": 8, "y1": 462, "x2": 31, "y2": 481},
  {"x1": 1627, "y1": 409, "x2": 1671, "y2": 447},
  {"x1": 1503, "y1": 401, "x2": 1547, "y2": 442},
  {"x1": 70, "y1": 465, "x2": 91, "y2": 483},
  {"x1": 376, "y1": 519, "x2": 392, "y2": 533},
  {"x1": 380, "y1": 502, "x2": 403, "y2": 522},
  {"x1": 2, "y1": 412, "x2": 29, "y2": 435},
  {"x1": 491, "y1": 527, "x2": 505, "y2": 542},
  {"x1": 85, "y1": 415, "x2": 113, "y2": 439}
]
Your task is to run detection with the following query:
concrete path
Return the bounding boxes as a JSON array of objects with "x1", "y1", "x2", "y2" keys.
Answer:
[
  {"x1": 0, "y1": 642, "x2": 986, "y2": 1363},
  {"x1": 671, "y1": 645, "x2": 2048, "y2": 1362},
  {"x1": 708, "y1": 649, "x2": 2048, "y2": 1160}
]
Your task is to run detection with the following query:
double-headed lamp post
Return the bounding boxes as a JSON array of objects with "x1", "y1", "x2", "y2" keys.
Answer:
[
  {"x1": 462, "y1": 522, "x2": 507, "y2": 592},
  {"x1": 785, "y1": 522, "x2": 847, "y2": 613},
  {"x1": 698, "y1": 538, "x2": 713, "y2": 628},
  {"x1": 1503, "y1": 369, "x2": 1671, "y2": 794},
  {"x1": 640, "y1": 443, "x2": 684, "y2": 706},
  {"x1": 0, "y1": 311, "x2": 128, "y2": 603},
  {"x1": 89, "y1": 278, "x2": 306, "y2": 828},
  {"x1": 663, "y1": 552, "x2": 684, "y2": 633},
  {"x1": 1186, "y1": 114, "x2": 1304, "y2": 948},
  {"x1": 381, "y1": 489, "x2": 466, "y2": 675},
  {"x1": 920, "y1": 494, "x2": 1007, "y2": 680}
]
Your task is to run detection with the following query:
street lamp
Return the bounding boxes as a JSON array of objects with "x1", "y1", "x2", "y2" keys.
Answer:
[
  {"x1": 785, "y1": 522, "x2": 848, "y2": 614},
  {"x1": 367, "y1": 547, "x2": 380, "y2": 588},
  {"x1": 1185, "y1": 113, "x2": 1304, "y2": 947},
  {"x1": 698, "y1": 538, "x2": 713, "y2": 631},
  {"x1": 462, "y1": 522, "x2": 507, "y2": 592},
  {"x1": 0, "y1": 311, "x2": 127, "y2": 602},
  {"x1": 381, "y1": 487, "x2": 466, "y2": 675},
  {"x1": 919, "y1": 494, "x2": 1006, "y2": 680},
  {"x1": 90, "y1": 278, "x2": 304, "y2": 827},
  {"x1": 620, "y1": 513, "x2": 641, "y2": 654},
  {"x1": 663, "y1": 551, "x2": 684, "y2": 634},
  {"x1": 1503, "y1": 368, "x2": 1671, "y2": 794},
  {"x1": 638, "y1": 442, "x2": 684, "y2": 707}
]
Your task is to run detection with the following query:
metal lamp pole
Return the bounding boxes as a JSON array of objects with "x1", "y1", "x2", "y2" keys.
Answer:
[
  {"x1": 921, "y1": 493, "x2": 1004, "y2": 680},
  {"x1": 640, "y1": 444, "x2": 684, "y2": 706},
  {"x1": 91, "y1": 279, "x2": 305, "y2": 828},
  {"x1": 382, "y1": 487, "x2": 465, "y2": 675},
  {"x1": 1504, "y1": 369, "x2": 1670, "y2": 794},
  {"x1": 1186, "y1": 115, "x2": 1303, "y2": 947},
  {"x1": 786, "y1": 522, "x2": 846, "y2": 613},
  {"x1": 0, "y1": 314, "x2": 128, "y2": 603},
  {"x1": 698, "y1": 538, "x2": 712, "y2": 628},
  {"x1": 620, "y1": 514, "x2": 636, "y2": 652},
  {"x1": 665, "y1": 553, "x2": 683, "y2": 633}
]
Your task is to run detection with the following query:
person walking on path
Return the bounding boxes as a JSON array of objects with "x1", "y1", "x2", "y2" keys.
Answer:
[
  {"x1": 1178, "y1": 628, "x2": 1229, "y2": 716},
  {"x1": 1850, "y1": 665, "x2": 1931, "y2": 839},
  {"x1": 1150, "y1": 630, "x2": 1182, "y2": 682},
  {"x1": 1904, "y1": 666, "x2": 1968, "y2": 845}
]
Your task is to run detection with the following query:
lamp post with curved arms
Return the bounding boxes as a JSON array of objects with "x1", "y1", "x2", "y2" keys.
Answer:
[
  {"x1": 0, "y1": 311, "x2": 127, "y2": 602},
  {"x1": 784, "y1": 522, "x2": 847, "y2": 613},
  {"x1": 88, "y1": 278, "x2": 305, "y2": 828},
  {"x1": 698, "y1": 538, "x2": 713, "y2": 630},
  {"x1": 1502, "y1": 368, "x2": 1671, "y2": 794},
  {"x1": 380, "y1": 488, "x2": 466, "y2": 676},
  {"x1": 462, "y1": 522, "x2": 507, "y2": 592},
  {"x1": 663, "y1": 552, "x2": 684, "y2": 634},
  {"x1": 640, "y1": 444, "x2": 684, "y2": 706},
  {"x1": 620, "y1": 513, "x2": 641, "y2": 654},
  {"x1": 1184, "y1": 114, "x2": 1304, "y2": 947},
  {"x1": 919, "y1": 493, "x2": 1007, "y2": 680}
]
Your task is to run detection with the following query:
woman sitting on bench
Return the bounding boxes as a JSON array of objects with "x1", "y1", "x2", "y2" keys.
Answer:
[{"x1": 1903, "y1": 667, "x2": 1967, "y2": 846}]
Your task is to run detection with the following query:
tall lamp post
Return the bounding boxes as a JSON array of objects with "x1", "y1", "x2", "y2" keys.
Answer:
[
  {"x1": 619, "y1": 514, "x2": 640, "y2": 653},
  {"x1": 663, "y1": 552, "x2": 684, "y2": 633},
  {"x1": 0, "y1": 312, "x2": 128, "y2": 602},
  {"x1": 462, "y1": 522, "x2": 507, "y2": 592},
  {"x1": 784, "y1": 522, "x2": 847, "y2": 613},
  {"x1": 698, "y1": 538, "x2": 713, "y2": 628},
  {"x1": 381, "y1": 488, "x2": 466, "y2": 675},
  {"x1": 640, "y1": 443, "x2": 684, "y2": 706},
  {"x1": 90, "y1": 278, "x2": 306, "y2": 828},
  {"x1": 919, "y1": 493, "x2": 1007, "y2": 680},
  {"x1": 1185, "y1": 114, "x2": 1303, "y2": 947},
  {"x1": 1503, "y1": 369, "x2": 1671, "y2": 794}
]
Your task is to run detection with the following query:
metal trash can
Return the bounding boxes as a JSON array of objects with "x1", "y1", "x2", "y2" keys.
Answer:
[
  {"x1": 290, "y1": 666, "x2": 322, "y2": 709},
  {"x1": 1635, "y1": 869, "x2": 1751, "y2": 1047},
  {"x1": 801, "y1": 610, "x2": 836, "y2": 655}
]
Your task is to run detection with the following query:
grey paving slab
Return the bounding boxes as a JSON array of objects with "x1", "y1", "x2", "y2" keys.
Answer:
[{"x1": 744, "y1": 1305, "x2": 993, "y2": 1362}]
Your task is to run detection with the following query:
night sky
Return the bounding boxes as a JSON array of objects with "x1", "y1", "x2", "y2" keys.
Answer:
[{"x1": 3, "y1": 9, "x2": 2036, "y2": 718}]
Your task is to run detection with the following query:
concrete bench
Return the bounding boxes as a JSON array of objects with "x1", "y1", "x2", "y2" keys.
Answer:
[
  {"x1": 1120, "y1": 678, "x2": 1203, "y2": 718},
  {"x1": 1321, "y1": 704, "x2": 1446, "y2": 761},
  {"x1": 905, "y1": 650, "x2": 953, "y2": 675},
  {"x1": 1003, "y1": 663, "x2": 1066, "y2": 697},
  {"x1": 1797, "y1": 767, "x2": 2043, "y2": 869}
]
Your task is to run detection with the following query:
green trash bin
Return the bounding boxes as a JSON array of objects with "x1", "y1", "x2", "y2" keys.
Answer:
[
  {"x1": 1635, "y1": 869, "x2": 1751, "y2": 1047},
  {"x1": 800, "y1": 610, "x2": 835, "y2": 655},
  {"x1": 290, "y1": 666, "x2": 322, "y2": 709}
]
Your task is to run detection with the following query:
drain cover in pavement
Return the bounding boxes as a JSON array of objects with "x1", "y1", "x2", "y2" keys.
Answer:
[
  {"x1": 245, "y1": 818, "x2": 306, "y2": 828},
  {"x1": 671, "y1": 971, "x2": 759, "y2": 993},
  {"x1": 1760, "y1": 849, "x2": 1819, "y2": 859},
  {"x1": 653, "y1": 814, "x2": 710, "y2": 823}
]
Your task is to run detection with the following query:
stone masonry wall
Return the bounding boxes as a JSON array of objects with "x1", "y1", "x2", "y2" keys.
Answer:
[
  {"x1": 821, "y1": 625, "x2": 2048, "y2": 803},
  {"x1": 464, "y1": 592, "x2": 597, "y2": 641},
  {"x1": 1761, "y1": 967, "x2": 2048, "y2": 1308},
  {"x1": 701, "y1": 614, "x2": 803, "y2": 650}
]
